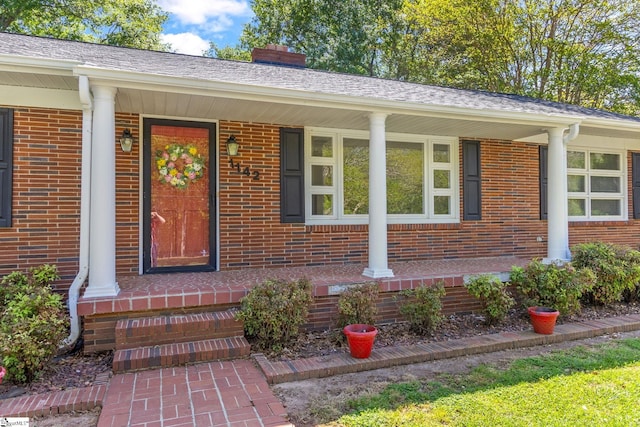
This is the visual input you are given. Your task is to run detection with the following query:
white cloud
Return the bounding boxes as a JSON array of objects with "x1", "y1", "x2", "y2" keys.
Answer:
[
  {"x1": 161, "y1": 32, "x2": 211, "y2": 56},
  {"x1": 158, "y1": 0, "x2": 251, "y2": 25}
]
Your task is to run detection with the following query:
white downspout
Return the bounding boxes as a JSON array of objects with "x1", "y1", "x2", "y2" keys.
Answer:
[
  {"x1": 564, "y1": 123, "x2": 580, "y2": 145},
  {"x1": 61, "y1": 75, "x2": 92, "y2": 349}
]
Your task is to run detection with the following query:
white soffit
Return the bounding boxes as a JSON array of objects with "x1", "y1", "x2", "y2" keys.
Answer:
[{"x1": 114, "y1": 87, "x2": 561, "y2": 140}]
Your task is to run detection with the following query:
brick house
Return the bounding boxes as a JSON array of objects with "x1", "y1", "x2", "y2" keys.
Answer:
[{"x1": 2, "y1": 33, "x2": 640, "y2": 357}]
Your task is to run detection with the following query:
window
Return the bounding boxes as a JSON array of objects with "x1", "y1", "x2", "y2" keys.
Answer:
[
  {"x1": 567, "y1": 149, "x2": 625, "y2": 220},
  {"x1": 305, "y1": 129, "x2": 458, "y2": 224}
]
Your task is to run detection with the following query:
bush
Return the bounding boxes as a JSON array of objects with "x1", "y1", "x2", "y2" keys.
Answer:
[
  {"x1": 336, "y1": 283, "x2": 379, "y2": 328},
  {"x1": 0, "y1": 263, "x2": 58, "y2": 306},
  {"x1": 235, "y1": 278, "x2": 312, "y2": 352},
  {"x1": 465, "y1": 274, "x2": 515, "y2": 325},
  {"x1": 397, "y1": 281, "x2": 445, "y2": 335},
  {"x1": 510, "y1": 260, "x2": 596, "y2": 315},
  {"x1": 0, "y1": 265, "x2": 68, "y2": 384},
  {"x1": 571, "y1": 242, "x2": 640, "y2": 305}
]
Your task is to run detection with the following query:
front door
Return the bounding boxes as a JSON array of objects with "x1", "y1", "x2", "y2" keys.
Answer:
[{"x1": 143, "y1": 118, "x2": 216, "y2": 272}]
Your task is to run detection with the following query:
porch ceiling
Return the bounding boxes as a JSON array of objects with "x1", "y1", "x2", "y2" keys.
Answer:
[{"x1": 116, "y1": 88, "x2": 550, "y2": 140}]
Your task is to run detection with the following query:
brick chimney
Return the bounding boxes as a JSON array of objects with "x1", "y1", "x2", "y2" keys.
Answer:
[{"x1": 251, "y1": 44, "x2": 306, "y2": 68}]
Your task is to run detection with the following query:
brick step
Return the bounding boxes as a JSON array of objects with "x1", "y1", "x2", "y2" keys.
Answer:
[
  {"x1": 114, "y1": 310, "x2": 243, "y2": 350},
  {"x1": 112, "y1": 336, "x2": 251, "y2": 373}
]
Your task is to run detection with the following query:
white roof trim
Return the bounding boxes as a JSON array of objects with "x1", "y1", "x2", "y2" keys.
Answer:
[
  {"x1": 0, "y1": 53, "x2": 79, "y2": 76},
  {"x1": 75, "y1": 65, "x2": 585, "y2": 129}
]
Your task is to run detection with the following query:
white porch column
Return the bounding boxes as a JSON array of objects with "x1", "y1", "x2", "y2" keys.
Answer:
[
  {"x1": 546, "y1": 127, "x2": 570, "y2": 261},
  {"x1": 363, "y1": 113, "x2": 394, "y2": 278},
  {"x1": 84, "y1": 85, "x2": 120, "y2": 297}
]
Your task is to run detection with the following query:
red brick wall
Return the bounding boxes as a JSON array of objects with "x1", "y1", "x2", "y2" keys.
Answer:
[
  {"x1": 217, "y1": 129, "x2": 640, "y2": 268},
  {"x1": 0, "y1": 107, "x2": 83, "y2": 286},
  {"x1": 114, "y1": 113, "x2": 140, "y2": 275},
  {"x1": 0, "y1": 107, "x2": 139, "y2": 291},
  {"x1": 4, "y1": 109, "x2": 640, "y2": 292},
  {"x1": 217, "y1": 130, "x2": 551, "y2": 270},
  {"x1": 306, "y1": 285, "x2": 483, "y2": 332}
]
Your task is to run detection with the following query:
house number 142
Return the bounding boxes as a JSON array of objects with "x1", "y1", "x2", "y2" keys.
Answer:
[{"x1": 229, "y1": 158, "x2": 260, "y2": 180}]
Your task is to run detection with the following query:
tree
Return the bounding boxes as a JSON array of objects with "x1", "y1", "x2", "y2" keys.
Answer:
[
  {"x1": 204, "y1": 43, "x2": 251, "y2": 61},
  {"x1": 401, "y1": 0, "x2": 640, "y2": 114},
  {"x1": 0, "y1": 0, "x2": 169, "y2": 50},
  {"x1": 241, "y1": 0, "x2": 405, "y2": 76},
  {"x1": 242, "y1": 0, "x2": 640, "y2": 114}
]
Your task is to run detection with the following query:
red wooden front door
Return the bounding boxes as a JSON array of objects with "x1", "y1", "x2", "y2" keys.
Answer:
[{"x1": 144, "y1": 120, "x2": 215, "y2": 271}]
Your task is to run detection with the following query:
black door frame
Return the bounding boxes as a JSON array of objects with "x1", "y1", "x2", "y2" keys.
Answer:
[{"x1": 142, "y1": 118, "x2": 217, "y2": 273}]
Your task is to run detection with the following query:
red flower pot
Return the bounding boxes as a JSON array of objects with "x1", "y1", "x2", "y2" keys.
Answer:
[
  {"x1": 343, "y1": 324, "x2": 378, "y2": 358},
  {"x1": 528, "y1": 306, "x2": 560, "y2": 334}
]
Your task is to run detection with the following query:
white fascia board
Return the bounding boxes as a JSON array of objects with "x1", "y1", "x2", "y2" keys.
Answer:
[
  {"x1": 568, "y1": 134, "x2": 640, "y2": 151},
  {"x1": 0, "y1": 85, "x2": 81, "y2": 110},
  {"x1": 75, "y1": 65, "x2": 588, "y2": 129},
  {"x1": 0, "y1": 54, "x2": 79, "y2": 76},
  {"x1": 582, "y1": 117, "x2": 640, "y2": 133},
  {"x1": 517, "y1": 128, "x2": 640, "y2": 149}
]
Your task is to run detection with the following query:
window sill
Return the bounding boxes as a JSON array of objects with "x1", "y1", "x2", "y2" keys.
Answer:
[
  {"x1": 569, "y1": 220, "x2": 633, "y2": 227},
  {"x1": 305, "y1": 223, "x2": 462, "y2": 233}
]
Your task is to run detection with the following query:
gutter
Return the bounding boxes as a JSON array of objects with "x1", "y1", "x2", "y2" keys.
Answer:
[{"x1": 61, "y1": 75, "x2": 92, "y2": 350}]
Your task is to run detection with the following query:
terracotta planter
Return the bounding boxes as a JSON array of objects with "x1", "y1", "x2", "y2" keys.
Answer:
[
  {"x1": 528, "y1": 306, "x2": 560, "y2": 334},
  {"x1": 343, "y1": 324, "x2": 378, "y2": 358}
]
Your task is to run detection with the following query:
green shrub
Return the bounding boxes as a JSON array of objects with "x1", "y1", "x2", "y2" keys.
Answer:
[
  {"x1": 0, "y1": 264, "x2": 58, "y2": 307},
  {"x1": 510, "y1": 260, "x2": 596, "y2": 315},
  {"x1": 0, "y1": 265, "x2": 68, "y2": 384},
  {"x1": 571, "y1": 242, "x2": 640, "y2": 305},
  {"x1": 235, "y1": 278, "x2": 312, "y2": 352},
  {"x1": 397, "y1": 281, "x2": 445, "y2": 335},
  {"x1": 465, "y1": 274, "x2": 515, "y2": 325},
  {"x1": 336, "y1": 283, "x2": 379, "y2": 328}
]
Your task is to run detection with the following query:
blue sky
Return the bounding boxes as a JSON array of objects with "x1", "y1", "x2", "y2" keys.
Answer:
[{"x1": 157, "y1": 0, "x2": 254, "y2": 56}]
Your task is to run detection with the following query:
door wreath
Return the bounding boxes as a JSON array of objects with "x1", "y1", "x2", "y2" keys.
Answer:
[{"x1": 156, "y1": 144, "x2": 206, "y2": 189}]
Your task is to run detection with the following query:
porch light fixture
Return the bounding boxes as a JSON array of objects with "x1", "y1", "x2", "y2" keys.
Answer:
[
  {"x1": 226, "y1": 135, "x2": 239, "y2": 156},
  {"x1": 120, "y1": 129, "x2": 134, "y2": 152}
]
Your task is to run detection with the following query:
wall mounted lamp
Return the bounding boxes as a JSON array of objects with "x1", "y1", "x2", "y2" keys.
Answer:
[
  {"x1": 120, "y1": 129, "x2": 134, "y2": 152},
  {"x1": 226, "y1": 135, "x2": 239, "y2": 156}
]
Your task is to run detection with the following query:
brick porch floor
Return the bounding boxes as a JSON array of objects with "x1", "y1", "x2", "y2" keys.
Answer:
[
  {"x1": 78, "y1": 256, "x2": 530, "y2": 316},
  {"x1": 2, "y1": 313, "x2": 640, "y2": 425}
]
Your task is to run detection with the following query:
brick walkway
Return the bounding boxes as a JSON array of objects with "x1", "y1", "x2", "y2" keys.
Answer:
[
  {"x1": 1, "y1": 314, "x2": 640, "y2": 426},
  {"x1": 98, "y1": 360, "x2": 291, "y2": 427}
]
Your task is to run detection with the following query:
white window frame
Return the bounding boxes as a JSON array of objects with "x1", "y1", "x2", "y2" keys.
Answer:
[
  {"x1": 305, "y1": 127, "x2": 459, "y2": 225},
  {"x1": 567, "y1": 147, "x2": 627, "y2": 221}
]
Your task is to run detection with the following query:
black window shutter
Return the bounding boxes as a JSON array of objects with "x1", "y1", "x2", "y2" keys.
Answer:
[
  {"x1": 633, "y1": 152, "x2": 640, "y2": 219},
  {"x1": 0, "y1": 108, "x2": 13, "y2": 228},
  {"x1": 463, "y1": 140, "x2": 481, "y2": 220},
  {"x1": 280, "y1": 128, "x2": 305, "y2": 223},
  {"x1": 540, "y1": 145, "x2": 548, "y2": 220}
]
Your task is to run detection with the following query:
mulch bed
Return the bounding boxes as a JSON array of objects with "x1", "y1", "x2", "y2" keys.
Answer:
[
  {"x1": 259, "y1": 302, "x2": 640, "y2": 360},
  {"x1": 1, "y1": 301, "x2": 639, "y2": 400}
]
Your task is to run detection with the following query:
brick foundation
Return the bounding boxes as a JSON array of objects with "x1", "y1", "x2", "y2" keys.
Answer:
[{"x1": 82, "y1": 283, "x2": 482, "y2": 353}]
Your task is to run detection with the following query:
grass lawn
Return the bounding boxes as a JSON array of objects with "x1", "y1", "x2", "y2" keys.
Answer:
[{"x1": 323, "y1": 338, "x2": 640, "y2": 426}]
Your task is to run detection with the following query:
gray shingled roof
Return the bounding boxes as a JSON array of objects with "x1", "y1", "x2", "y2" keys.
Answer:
[{"x1": 1, "y1": 32, "x2": 638, "y2": 124}]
